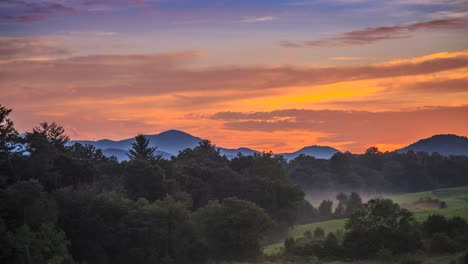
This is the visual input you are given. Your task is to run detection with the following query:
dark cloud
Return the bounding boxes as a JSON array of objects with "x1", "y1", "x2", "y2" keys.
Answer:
[
  {"x1": 282, "y1": 19, "x2": 468, "y2": 48},
  {"x1": 0, "y1": 37, "x2": 69, "y2": 60},
  {"x1": 398, "y1": 77, "x2": 468, "y2": 93},
  {"x1": 0, "y1": 0, "x2": 77, "y2": 23}
]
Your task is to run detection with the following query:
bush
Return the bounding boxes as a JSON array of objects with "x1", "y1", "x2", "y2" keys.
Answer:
[
  {"x1": 313, "y1": 227, "x2": 324, "y2": 240},
  {"x1": 463, "y1": 248, "x2": 468, "y2": 264},
  {"x1": 429, "y1": 233, "x2": 458, "y2": 253}
]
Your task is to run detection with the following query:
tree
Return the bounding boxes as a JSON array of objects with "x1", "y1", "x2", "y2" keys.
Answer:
[
  {"x1": 0, "y1": 104, "x2": 20, "y2": 182},
  {"x1": 334, "y1": 192, "x2": 348, "y2": 218},
  {"x1": 429, "y1": 232, "x2": 458, "y2": 253},
  {"x1": 193, "y1": 197, "x2": 272, "y2": 260},
  {"x1": 345, "y1": 192, "x2": 363, "y2": 216},
  {"x1": 313, "y1": 227, "x2": 325, "y2": 240},
  {"x1": 124, "y1": 160, "x2": 167, "y2": 201},
  {"x1": 127, "y1": 134, "x2": 158, "y2": 161},
  {"x1": 319, "y1": 200, "x2": 333, "y2": 218},
  {"x1": 343, "y1": 199, "x2": 421, "y2": 257},
  {"x1": 26, "y1": 122, "x2": 69, "y2": 153},
  {"x1": 423, "y1": 214, "x2": 448, "y2": 236}
]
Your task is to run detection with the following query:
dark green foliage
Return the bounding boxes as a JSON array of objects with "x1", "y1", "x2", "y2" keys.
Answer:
[
  {"x1": 313, "y1": 227, "x2": 325, "y2": 240},
  {"x1": 423, "y1": 214, "x2": 449, "y2": 236},
  {"x1": 284, "y1": 237, "x2": 296, "y2": 252},
  {"x1": 429, "y1": 232, "x2": 458, "y2": 253},
  {"x1": 318, "y1": 200, "x2": 333, "y2": 217},
  {"x1": 287, "y1": 147, "x2": 468, "y2": 193},
  {"x1": 346, "y1": 192, "x2": 363, "y2": 216},
  {"x1": 297, "y1": 200, "x2": 318, "y2": 224},
  {"x1": 127, "y1": 134, "x2": 158, "y2": 161},
  {"x1": 343, "y1": 199, "x2": 422, "y2": 257},
  {"x1": 123, "y1": 160, "x2": 168, "y2": 201},
  {"x1": 0, "y1": 180, "x2": 74, "y2": 264},
  {"x1": 55, "y1": 190, "x2": 197, "y2": 264},
  {"x1": 0, "y1": 180, "x2": 57, "y2": 230},
  {"x1": 0, "y1": 104, "x2": 20, "y2": 184},
  {"x1": 193, "y1": 197, "x2": 273, "y2": 261}
]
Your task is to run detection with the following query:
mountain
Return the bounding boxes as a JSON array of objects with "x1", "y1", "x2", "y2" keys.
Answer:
[
  {"x1": 397, "y1": 134, "x2": 468, "y2": 156},
  {"x1": 219, "y1": 147, "x2": 260, "y2": 160},
  {"x1": 280, "y1": 146, "x2": 340, "y2": 160},
  {"x1": 101, "y1": 148, "x2": 173, "y2": 161},
  {"x1": 70, "y1": 130, "x2": 339, "y2": 161}
]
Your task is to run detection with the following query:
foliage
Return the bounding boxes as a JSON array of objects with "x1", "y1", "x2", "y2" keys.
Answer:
[
  {"x1": 343, "y1": 199, "x2": 422, "y2": 257},
  {"x1": 287, "y1": 147, "x2": 468, "y2": 193},
  {"x1": 194, "y1": 197, "x2": 273, "y2": 261},
  {"x1": 127, "y1": 134, "x2": 158, "y2": 161}
]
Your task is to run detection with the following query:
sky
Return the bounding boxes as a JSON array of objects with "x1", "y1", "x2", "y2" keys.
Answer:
[{"x1": 1, "y1": 0, "x2": 468, "y2": 153}]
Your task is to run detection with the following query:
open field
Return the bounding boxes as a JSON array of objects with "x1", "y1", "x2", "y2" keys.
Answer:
[
  {"x1": 211, "y1": 252, "x2": 464, "y2": 264},
  {"x1": 263, "y1": 186, "x2": 468, "y2": 255}
]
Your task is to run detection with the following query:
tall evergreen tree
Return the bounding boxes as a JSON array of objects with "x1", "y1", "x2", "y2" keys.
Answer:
[
  {"x1": 127, "y1": 134, "x2": 157, "y2": 161},
  {"x1": 0, "y1": 104, "x2": 20, "y2": 181}
]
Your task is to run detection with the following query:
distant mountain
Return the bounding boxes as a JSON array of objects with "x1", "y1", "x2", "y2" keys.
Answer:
[
  {"x1": 219, "y1": 147, "x2": 260, "y2": 160},
  {"x1": 70, "y1": 130, "x2": 339, "y2": 161},
  {"x1": 101, "y1": 148, "x2": 173, "y2": 161},
  {"x1": 280, "y1": 146, "x2": 340, "y2": 160},
  {"x1": 397, "y1": 134, "x2": 468, "y2": 156}
]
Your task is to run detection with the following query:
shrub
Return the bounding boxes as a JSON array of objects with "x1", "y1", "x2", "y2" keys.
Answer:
[
  {"x1": 313, "y1": 227, "x2": 325, "y2": 240},
  {"x1": 429, "y1": 233, "x2": 458, "y2": 253}
]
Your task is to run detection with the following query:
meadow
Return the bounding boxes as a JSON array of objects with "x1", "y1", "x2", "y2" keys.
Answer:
[{"x1": 263, "y1": 186, "x2": 468, "y2": 255}]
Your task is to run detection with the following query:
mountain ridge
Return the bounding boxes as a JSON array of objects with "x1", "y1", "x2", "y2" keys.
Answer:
[
  {"x1": 70, "y1": 131, "x2": 468, "y2": 161},
  {"x1": 69, "y1": 129, "x2": 339, "y2": 161},
  {"x1": 397, "y1": 134, "x2": 468, "y2": 156}
]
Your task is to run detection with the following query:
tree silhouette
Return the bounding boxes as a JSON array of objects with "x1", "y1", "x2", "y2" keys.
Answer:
[
  {"x1": 0, "y1": 104, "x2": 20, "y2": 180},
  {"x1": 127, "y1": 134, "x2": 158, "y2": 161}
]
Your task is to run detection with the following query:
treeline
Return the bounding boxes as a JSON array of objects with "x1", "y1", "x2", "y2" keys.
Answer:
[
  {"x1": 282, "y1": 199, "x2": 468, "y2": 263},
  {"x1": 287, "y1": 147, "x2": 468, "y2": 193},
  {"x1": 0, "y1": 105, "x2": 305, "y2": 263}
]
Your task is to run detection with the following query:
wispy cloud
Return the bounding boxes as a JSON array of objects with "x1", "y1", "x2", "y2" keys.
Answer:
[
  {"x1": 329, "y1": 56, "x2": 369, "y2": 61},
  {"x1": 281, "y1": 19, "x2": 468, "y2": 48},
  {"x1": 0, "y1": 37, "x2": 68, "y2": 61},
  {"x1": 241, "y1": 16, "x2": 274, "y2": 23}
]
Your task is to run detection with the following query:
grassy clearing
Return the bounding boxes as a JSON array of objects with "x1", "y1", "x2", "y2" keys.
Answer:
[
  {"x1": 210, "y1": 252, "x2": 464, "y2": 264},
  {"x1": 263, "y1": 186, "x2": 468, "y2": 255}
]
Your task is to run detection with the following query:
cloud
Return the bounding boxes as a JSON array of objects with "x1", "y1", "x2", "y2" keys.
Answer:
[
  {"x1": 241, "y1": 16, "x2": 274, "y2": 23},
  {"x1": 209, "y1": 106, "x2": 468, "y2": 150},
  {"x1": 0, "y1": 37, "x2": 69, "y2": 61},
  {"x1": 392, "y1": 77, "x2": 468, "y2": 93},
  {"x1": 282, "y1": 19, "x2": 468, "y2": 48},
  {"x1": 329, "y1": 56, "x2": 369, "y2": 61},
  {"x1": 0, "y1": 0, "x2": 78, "y2": 23},
  {"x1": 1, "y1": 49, "x2": 467, "y2": 99}
]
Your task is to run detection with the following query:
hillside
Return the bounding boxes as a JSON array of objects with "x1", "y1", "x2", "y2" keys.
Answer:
[
  {"x1": 398, "y1": 134, "x2": 468, "y2": 156},
  {"x1": 263, "y1": 186, "x2": 468, "y2": 255}
]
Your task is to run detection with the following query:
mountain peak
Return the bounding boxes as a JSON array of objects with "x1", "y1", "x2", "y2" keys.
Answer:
[{"x1": 398, "y1": 134, "x2": 468, "y2": 156}]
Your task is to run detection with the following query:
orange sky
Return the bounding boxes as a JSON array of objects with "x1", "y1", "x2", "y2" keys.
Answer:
[{"x1": 1, "y1": 0, "x2": 468, "y2": 153}]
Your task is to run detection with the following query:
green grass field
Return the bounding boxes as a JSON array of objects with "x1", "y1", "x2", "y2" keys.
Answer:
[{"x1": 263, "y1": 186, "x2": 468, "y2": 255}]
